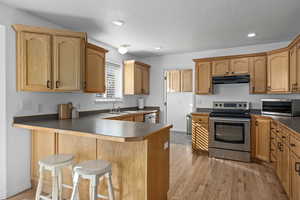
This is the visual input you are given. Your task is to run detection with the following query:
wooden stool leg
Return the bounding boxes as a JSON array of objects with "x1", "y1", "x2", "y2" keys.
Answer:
[
  {"x1": 58, "y1": 169, "x2": 63, "y2": 200},
  {"x1": 51, "y1": 168, "x2": 59, "y2": 200},
  {"x1": 35, "y1": 165, "x2": 44, "y2": 200},
  {"x1": 89, "y1": 176, "x2": 99, "y2": 200},
  {"x1": 70, "y1": 173, "x2": 80, "y2": 200},
  {"x1": 106, "y1": 173, "x2": 115, "y2": 200}
]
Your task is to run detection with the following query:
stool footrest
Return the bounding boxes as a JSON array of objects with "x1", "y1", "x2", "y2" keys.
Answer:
[{"x1": 97, "y1": 194, "x2": 109, "y2": 199}]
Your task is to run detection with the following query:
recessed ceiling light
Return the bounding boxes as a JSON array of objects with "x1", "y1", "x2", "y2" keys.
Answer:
[
  {"x1": 155, "y1": 46, "x2": 162, "y2": 50},
  {"x1": 248, "y1": 32, "x2": 256, "y2": 38},
  {"x1": 118, "y1": 44, "x2": 130, "y2": 55},
  {"x1": 112, "y1": 20, "x2": 125, "y2": 26}
]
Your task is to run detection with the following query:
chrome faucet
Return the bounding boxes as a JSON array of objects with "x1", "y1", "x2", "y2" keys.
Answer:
[{"x1": 110, "y1": 102, "x2": 121, "y2": 113}]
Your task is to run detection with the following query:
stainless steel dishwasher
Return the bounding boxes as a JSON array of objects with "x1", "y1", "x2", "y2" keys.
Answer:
[{"x1": 144, "y1": 113, "x2": 157, "y2": 123}]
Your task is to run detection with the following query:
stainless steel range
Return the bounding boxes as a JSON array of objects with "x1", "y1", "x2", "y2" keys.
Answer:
[{"x1": 209, "y1": 101, "x2": 251, "y2": 162}]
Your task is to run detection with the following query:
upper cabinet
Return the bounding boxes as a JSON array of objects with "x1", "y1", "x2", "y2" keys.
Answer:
[
  {"x1": 85, "y1": 43, "x2": 108, "y2": 93},
  {"x1": 180, "y1": 69, "x2": 193, "y2": 92},
  {"x1": 53, "y1": 36, "x2": 82, "y2": 91},
  {"x1": 212, "y1": 60, "x2": 230, "y2": 76},
  {"x1": 230, "y1": 57, "x2": 250, "y2": 75},
  {"x1": 123, "y1": 60, "x2": 150, "y2": 95},
  {"x1": 290, "y1": 43, "x2": 300, "y2": 93},
  {"x1": 267, "y1": 50, "x2": 289, "y2": 93},
  {"x1": 195, "y1": 62, "x2": 212, "y2": 94},
  {"x1": 18, "y1": 32, "x2": 52, "y2": 92},
  {"x1": 13, "y1": 24, "x2": 86, "y2": 92},
  {"x1": 166, "y1": 69, "x2": 192, "y2": 93},
  {"x1": 249, "y1": 56, "x2": 267, "y2": 94},
  {"x1": 166, "y1": 70, "x2": 181, "y2": 93}
]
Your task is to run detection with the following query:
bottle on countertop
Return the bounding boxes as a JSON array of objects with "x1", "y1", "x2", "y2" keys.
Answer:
[{"x1": 72, "y1": 106, "x2": 79, "y2": 119}]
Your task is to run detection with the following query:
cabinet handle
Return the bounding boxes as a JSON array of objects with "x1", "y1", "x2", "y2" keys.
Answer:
[
  {"x1": 290, "y1": 143, "x2": 296, "y2": 147},
  {"x1": 46, "y1": 80, "x2": 51, "y2": 89},
  {"x1": 282, "y1": 136, "x2": 286, "y2": 139},
  {"x1": 56, "y1": 81, "x2": 60, "y2": 88},
  {"x1": 295, "y1": 162, "x2": 300, "y2": 176},
  {"x1": 226, "y1": 72, "x2": 229, "y2": 74}
]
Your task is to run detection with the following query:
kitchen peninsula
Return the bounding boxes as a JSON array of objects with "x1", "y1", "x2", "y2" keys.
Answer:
[{"x1": 14, "y1": 110, "x2": 172, "y2": 200}]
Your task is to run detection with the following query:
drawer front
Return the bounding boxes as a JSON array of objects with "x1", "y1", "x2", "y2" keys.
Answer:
[
  {"x1": 290, "y1": 135, "x2": 300, "y2": 157},
  {"x1": 192, "y1": 116, "x2": 209, "y2": 124},
  {"x1": 270, "y1": 139, "x2": 277, "y2": 152}
]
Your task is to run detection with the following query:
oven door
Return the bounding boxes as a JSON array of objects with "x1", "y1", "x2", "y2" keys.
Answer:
[{"x1": 209, "y1": 117, "x2": 250, "y2": 152}]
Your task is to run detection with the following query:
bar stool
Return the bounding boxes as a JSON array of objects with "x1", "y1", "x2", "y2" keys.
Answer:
[
  {"x1": 70, "y1": 160, "x2": 115, "y2": 200},
  {"x1": 35, "y1": 154, "x2": 75, "y2": 200}
]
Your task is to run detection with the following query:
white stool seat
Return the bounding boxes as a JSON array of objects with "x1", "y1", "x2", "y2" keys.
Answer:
[
  {"x1": 39, "y1": 154, "x2": 74, "y2": 167},
  {"x1": 74, "y1": 160, "x2": 111, "y2": 175},
  {"x1": 71, "y1": 160, "x2": 115, "y2": 200}
]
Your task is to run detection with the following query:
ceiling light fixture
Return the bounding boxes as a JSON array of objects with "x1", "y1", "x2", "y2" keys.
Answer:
[
  {"x1": 155, "y1": 46, "x2": 162, "y2": 50},
  {"x1": 118, "y1": 44, "x2": 130, "y2": 55},
  {"x1": 112, "y1": 20, "x2": 125, "y2": 26},
  {"x1": 247, "y1": 32, "x2": 256, "y2": 38}
]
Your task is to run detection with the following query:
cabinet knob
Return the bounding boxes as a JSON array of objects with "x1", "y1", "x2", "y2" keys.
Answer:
[
  {"x1": 295, "y1": 162, "x2": 300, "y2": 176},
  {"x1": 46, "y1": 80, "x2": 51, "y2": 89},
  {"x1": 290, "y1": 143, "x2": 296, "y2": 147},
  {"x1": 56, "y1": 81, "x2": 60, "y2": 88}
]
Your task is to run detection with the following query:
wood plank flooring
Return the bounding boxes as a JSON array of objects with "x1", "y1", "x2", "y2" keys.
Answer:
[{"x1": 8, "y1": 133, "x2": 288, "y2": 200}]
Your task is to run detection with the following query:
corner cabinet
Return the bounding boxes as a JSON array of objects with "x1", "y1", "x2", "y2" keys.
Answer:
[
  {"x1": 267, "y1": 50, "x2": 290, "y2": 93},
  {"x1": 290, "y1": 43, "x2": 300, "y2": 93},
  {"x1": 13, "y1": 24, "x2": 86, "y2": 92},
  {"x1": 85, "y1": 43, "x2": 108, "y2": 93},
  {"x1": 123, "y1": 60, "x2": 150, "y2": 95}
]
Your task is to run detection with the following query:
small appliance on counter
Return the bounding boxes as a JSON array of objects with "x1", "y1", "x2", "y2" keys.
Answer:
[
  {"x1": 138, "y1": 97, "x2": 145, "y2": 110},
  {"x1": 261, "y1": 99, "x2": 300, "y2": 116},
  {"x1": 58, "y1": 103, "x2": 73, "y2": 120},
  {"x1": 209, "y1": 101, "x2": 251, "y2": 162}
]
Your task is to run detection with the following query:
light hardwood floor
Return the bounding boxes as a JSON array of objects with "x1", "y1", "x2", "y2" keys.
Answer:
[{"x1": 8, "y1": 135, "x2": 288, "y2": 200}]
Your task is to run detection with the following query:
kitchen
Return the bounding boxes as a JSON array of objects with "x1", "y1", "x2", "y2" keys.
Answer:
[{"x1": 1, "y1": 0, "x2": 300, "y2": 200}]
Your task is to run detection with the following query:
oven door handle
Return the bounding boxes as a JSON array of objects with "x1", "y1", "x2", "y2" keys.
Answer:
[{"x1": 210, "y1": 117, "x2": 251, "y2": 123}]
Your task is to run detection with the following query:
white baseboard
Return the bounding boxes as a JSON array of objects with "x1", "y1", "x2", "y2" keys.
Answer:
[
  {"x1": 0, "y1": 192, "x2": 7, "y2": 200},
  {"x1": 171, "y1": 128, "x2": 186, "y2": 133}
]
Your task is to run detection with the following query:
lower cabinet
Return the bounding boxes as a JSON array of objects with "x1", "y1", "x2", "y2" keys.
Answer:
[
  {"x1": 191, "y1": 114, "x2": 209, "y2": 152},
  {"x1": 254, "y1": 118, "x2": 271, "y2": 162},
  {"x1": 290, "y1": 151, "x2": 300, "y2": 200}
]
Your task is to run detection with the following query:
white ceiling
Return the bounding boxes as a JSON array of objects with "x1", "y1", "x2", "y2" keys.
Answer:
[{"x1": 1, "y1": 0, "x2": 300, "y2": 57}]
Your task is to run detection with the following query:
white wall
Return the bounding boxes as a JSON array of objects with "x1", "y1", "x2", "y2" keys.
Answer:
[
  {"x1": 0, "y1": 25, "x2": 7, "y2": 199},
  {"x1": 142, "y1": 41, "x2": 293, "y2": 131},
  {"x1": 0, "y1": 3, "x2": 139, "y2": 198}
]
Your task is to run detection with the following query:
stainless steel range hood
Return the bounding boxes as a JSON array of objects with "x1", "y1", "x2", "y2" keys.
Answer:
[{"x1": 212, "y1": 75, "x2": 250, "y2": 84}]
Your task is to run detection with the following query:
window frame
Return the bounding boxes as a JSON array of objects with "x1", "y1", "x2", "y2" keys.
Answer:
[{"x1": 95, "y1": 61, "x2": 123, "y2": 102}]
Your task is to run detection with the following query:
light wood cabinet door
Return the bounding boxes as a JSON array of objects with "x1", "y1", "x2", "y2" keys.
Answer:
[
  {"x1": 167, "y1": 70, "x2": 181, "y2": 92},
  {"x1": 280, "y1": 142, "x2": 290, "y2": 196},
  {"x1": 134, "y1": 65, "x2": 143, "y2": 94},
  {"x1": 31, "y1": 130, "x2": 56, "y2": 189},
  {"x1": 57, "y1": 134, "x2": 97, "y2": 199},
  {"x1": 192, "y1": 116, "x2": 209, "y2": 152},
  {"x1": 53, "y1": 36, "x2": 82, "y2": 91},
  {"x1": 180, "y1": 69, "x2": 193, "y2": 92},
  {"x1": 250, "y1": 56, "x2": 267, "y2": 93},
  {"x1": 212, "y1": 60, "x2": 230, "y2": 76},
  {"x1": 195, "y1": 62, "x2": 212, "y2": 94},
  {"x1": 290, "y1": 152, "x2": 300, "y2": 200},
  {"x1": 267, "y1": 51, "x2": 289, "y2": 93},
  {"x1": 230, "y1": 57, "x2": 250, "y2": 75},
  {"x1": 85, "y1": 45, "x2": 106, "y2": 93},
  {"x1": 142, "y1": 67, "x2": 150, "y2": 94},
  {"x1": 255, "y1": 119, "x2": 270, "y2": 162},
  {"x1": 18, "y1": 32, "x2": 52, "y2": 91},
  {"x1": 290, "y1": 46, "x2": 297, "y2": 92}
]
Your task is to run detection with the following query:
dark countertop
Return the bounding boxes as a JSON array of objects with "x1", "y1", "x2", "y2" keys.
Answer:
[
  {"x1": 14, "y1": 108, "x2": 172, "y2": 142},
  {"x1": 192, "y1": 107, "x2": 300, "y2": 134}
]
